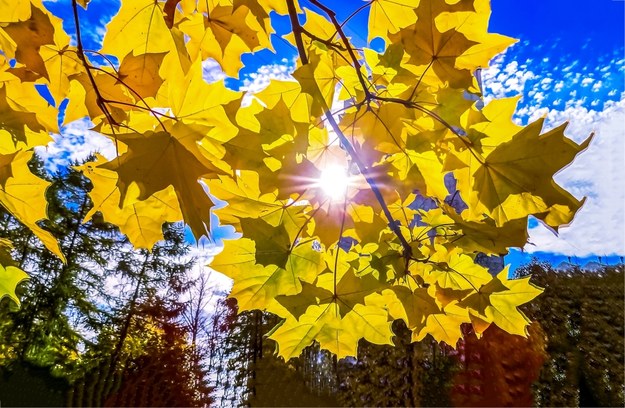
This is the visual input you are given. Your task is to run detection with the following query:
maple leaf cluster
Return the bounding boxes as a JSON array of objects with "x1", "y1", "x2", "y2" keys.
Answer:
[{"x1": 0, "y1": 0, "x2": 590, "y2": 359}]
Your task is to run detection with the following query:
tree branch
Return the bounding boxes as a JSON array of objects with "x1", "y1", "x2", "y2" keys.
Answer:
[
  {"x1": 71, "y1": 0, "x2": 117, "y2": 128},
  {"x1": 287, "y1": 0, "x2": 413, "y2": 261},
  {"x1": 286, "y1": 0, "x2": 308, "y2": 65}
]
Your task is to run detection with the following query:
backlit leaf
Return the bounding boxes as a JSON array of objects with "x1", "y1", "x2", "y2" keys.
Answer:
[{"x1": 0, "y1": 264, "x2": 28, "y2": 306}]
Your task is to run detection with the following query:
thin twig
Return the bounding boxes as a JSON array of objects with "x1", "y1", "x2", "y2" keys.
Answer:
[
  {"x1": 308, "y1": 0, "x2": 373, "y2": 99},
  {"x1": 300, "y1": 27, "x2": 346, "y2": 51},
  {"x1": 373, "y1": 95, "x2": 485, "y2": 163},
  {"x1": 71, "y1": 0, "x2": 116, "y2": 128}
]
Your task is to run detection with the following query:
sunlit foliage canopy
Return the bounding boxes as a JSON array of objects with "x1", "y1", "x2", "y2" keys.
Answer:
[{"x1": 0, "y1": 0, "x2": 590, "y2": 359}]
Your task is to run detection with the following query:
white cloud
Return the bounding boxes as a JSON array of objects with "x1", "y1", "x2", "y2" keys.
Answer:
[
  {"x1": 581, "y1": 77, "x2": 594, "y2": 87},
  {"x1": 202, "y1": 58, "x2": 227, "y2": 83},
  {"x1": 540, "y1": 77, "x2": 553, "y2": 90},
  {"x1": 591, "y1": 80, "x2": 603, "y2": 92},
  {"x1": 35, "y1": 118, "x2": 116, "y2": 172},
  {"x1": 561, "y1": 60, "x2": 579, "y2": 73},
  {"x1": 525, "y1": 100, "x2": 625, "y2": 256},
  {"x1": 481, "y1": 45, "x2": 625, "y2": 256},
  {"x1": 554, "y1": 81, "x2": 564, "y2": 91},
  {"x1": 240, "y1": 60, "x2": 295, "y2": 94},
  {"x1": 483, "y1": 52, "x2": 535, "y2": 99}
]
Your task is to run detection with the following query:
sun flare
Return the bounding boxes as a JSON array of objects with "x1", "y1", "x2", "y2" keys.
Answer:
[{"x1": 318, "y1": 165, "x2": 351, "y2": 200}]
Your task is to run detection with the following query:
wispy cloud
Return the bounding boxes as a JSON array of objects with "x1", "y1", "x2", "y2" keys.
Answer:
[
  {"x1": 202, "y1": 58, "x2": 227, "y2": 84},
  {"x1": 36, "y1": 118, "x2": 116, "y2": 172},
  {"x1": 240, "y1": 59, "x2": 295, "y2": 94}
]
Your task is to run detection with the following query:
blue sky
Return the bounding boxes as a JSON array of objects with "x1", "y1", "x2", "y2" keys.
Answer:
[{"x1": 39, "y1": 0, "x2": 625, "y2": 272}]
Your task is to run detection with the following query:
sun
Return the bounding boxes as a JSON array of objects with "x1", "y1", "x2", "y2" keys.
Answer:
[{"x1": 318, "y1": 165, "x2": 351, "y2": 200}]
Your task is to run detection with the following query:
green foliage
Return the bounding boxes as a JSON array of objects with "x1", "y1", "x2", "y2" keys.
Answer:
[
  {"x1": 337, "y1": 322, "x2": 458, "y2": 407},
  {"x1": 517, "y1": 262, "x2": 624, "y2": 407},
  {"x1": 0, "y1": 162, "x2": 213, "y2": 405},
  {"x1": 0, "y1": 160, "x2": 117, "y2": 369}
]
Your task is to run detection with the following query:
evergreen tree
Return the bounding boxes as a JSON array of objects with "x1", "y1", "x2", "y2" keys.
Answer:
[
  {"x1": 0, "y1": 158, "x2": 118, "y2": 371},
  {"x1": 517, "y1": 262, "x2": 624, "y2": 407},
  {"x1": 337, "y1": 322, "x2": 457, "y2": 407},
  {"x1": 67, "y1": 223, "x2": 213, "y2": 407},
  {"x1": 0, "y1": 158, "x2": 214, "y2": 406}
]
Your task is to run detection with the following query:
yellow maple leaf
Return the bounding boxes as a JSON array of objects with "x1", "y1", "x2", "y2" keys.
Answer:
[
  {"x1": 117, "y1": 52, "x2": 168, "y2": 100},
  {"x1": 459, "y1": 269, "x2": 543, "y2": 337},
  {"x1": 166, "y1": 59, "x2": 241, "y2": 137},
  {"x1": 388, "y1": 0, "x2": 514, "y2": 89},
  {"x1": 39, "y1": 44, "x2": 83, "y2": 105},
  {"x1": 0, "y1": 150, "x2": 64, "y2": 261},
  {"x1": 0, "y1": 78, "x2": 55, "y2": 153},
  {"x1": 0, "y1": 0, "x2": 31, "y2": 23},
  {"x1": 64, "y1": 71, "x2": 133, "y2": 125},
  {"x1": 269, "y1": 301, "x2": 393, "y2": 361},
  {"x1": 412, "y1": 300, "x2": 470, "y2": 346},
  {"x1": 419, "y1": 206, "x2": 528, "y2": 255},
  {"x1": 206, "y1": 171, "x2": 309, "y2": 238},
  {"x1": 179, "y1": 3, "x2": 272, "y2": 77},
  {"x1": 292, "y1": 45, "x2": 337, "y2": 116},
  {"x1": 212, "y1": 229, "x2": 323, "y2": 312},
  {"x1": 368, "y1": 0, "x2": 420, "y2": 44},
  {"x1": 381, "y1": 285, "x2": 440, "y2": 333},
  {"x1": 363, "y1": 46, "x2": 414, "y2": 98},
  {"x1": 100, "y1": 121, "x2": 225, "y2": 240},
  {"x1": 306, "y1": 126, "x2": 347, "y2": 170},
  {"x1": 466, "y1": 96, "x2": 524, "y2": 155},
  {"x1": 419, "y1": 246, "x2": 493, "y2": 291},
  {"x1": 0, "y1": 264, "x2": 29, "y2": 306},
  {"x1": 77, "y1": 156, "x2": 183, "y2": 250},
  {"x1": 316, "y1": 260, "x2": 386, "y2": 316},
  {"x1": 102, "y1": 0, "x2": 175, "y2": 59},
  {"x1": 449, "y1": 118, "x2": 592, "y2": 228},
  {"x1": 1, "y1": 4, "x2": 55, "y2": 79},
  {"x1": 255, "y1": 79, "x2": 318, "y2": 123}
]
